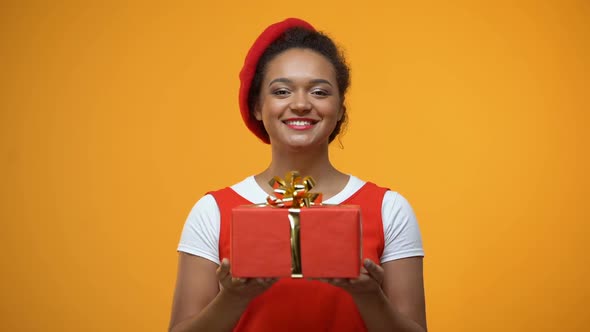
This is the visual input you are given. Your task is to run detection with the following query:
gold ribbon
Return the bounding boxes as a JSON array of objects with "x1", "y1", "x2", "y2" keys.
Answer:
[
  {"x1": 266, "y1": 171, "x2": 322, "y2": 278},
  {"x1": 287, "y1": 208, "x2": 302, "y2": 277},
  {"x1": 266, "y1": 171, "x2": 322, "y2": 208}
]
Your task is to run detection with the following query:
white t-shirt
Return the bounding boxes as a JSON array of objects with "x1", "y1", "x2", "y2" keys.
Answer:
[{"x1": 178, "y1": 175, "x2": 424, "y2": 265}]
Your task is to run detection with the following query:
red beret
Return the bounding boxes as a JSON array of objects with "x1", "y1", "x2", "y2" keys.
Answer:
[{"x1": 239, "y1": 18, "x2": 316, "y2": 144}]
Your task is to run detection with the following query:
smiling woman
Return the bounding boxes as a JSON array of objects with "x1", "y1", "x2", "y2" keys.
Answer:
[
  {"x1": 168, "y1": 18, "x2": 427, "y2": 332},
  {"x1": 254, "y1": 49, "x2": 343, "y2": 150}
]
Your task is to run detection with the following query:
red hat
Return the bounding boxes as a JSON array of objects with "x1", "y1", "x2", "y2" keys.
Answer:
[{"x1": 239, "y1": 18, "x2": 316, "y2": 144}]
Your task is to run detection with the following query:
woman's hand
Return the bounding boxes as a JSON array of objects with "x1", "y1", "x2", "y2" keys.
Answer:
[
  {"x1": 321, "y1": 258, "x2": 427, "y2": 332},
  {"x1": 319, "y1": 259, "x2": 385, "y2": 298},
  {"x1": 216, "y1": 258, "x2": 278, "y2": 302}
]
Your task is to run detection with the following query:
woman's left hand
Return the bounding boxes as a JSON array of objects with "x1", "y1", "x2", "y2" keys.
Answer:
[{"x1": 318, "y1": 259, "x2": 385, "y2": 298}]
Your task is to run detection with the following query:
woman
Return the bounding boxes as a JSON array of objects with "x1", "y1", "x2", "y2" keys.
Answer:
[{"x1": 169, "y1": 18, "x2": 427, "y2": 332}]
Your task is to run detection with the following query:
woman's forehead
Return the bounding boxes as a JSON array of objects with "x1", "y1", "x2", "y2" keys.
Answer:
[{"x1": 264, "y1": 49, "x2": 336, "y2": 83}]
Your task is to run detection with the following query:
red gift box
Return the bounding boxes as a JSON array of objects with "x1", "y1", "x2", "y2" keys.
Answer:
[{"x1": 231, "y1": 205, "x2": 361, "y2": 278}]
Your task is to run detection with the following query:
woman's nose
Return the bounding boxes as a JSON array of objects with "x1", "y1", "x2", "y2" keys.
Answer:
[{"x1": 289, "y1": 92, "x2": 312, "y2": 113}]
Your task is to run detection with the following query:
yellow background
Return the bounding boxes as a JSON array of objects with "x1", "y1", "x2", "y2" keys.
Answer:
[{"x1": 1, "y1": 1, "x2": 588, "y2": 331}]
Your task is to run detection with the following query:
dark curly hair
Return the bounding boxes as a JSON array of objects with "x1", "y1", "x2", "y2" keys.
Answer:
[{"x1": 248, "y1": 27, "x2": 351, "y2": 143}]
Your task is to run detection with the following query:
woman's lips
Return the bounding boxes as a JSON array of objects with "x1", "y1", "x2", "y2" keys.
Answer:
[{"x1": 283, "y1": 118, "x2": 317, "y2": 130}]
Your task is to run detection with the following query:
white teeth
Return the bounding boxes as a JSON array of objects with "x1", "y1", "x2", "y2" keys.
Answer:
[{"x1": 286, "y1": 120, "x2": 313, "y2": 126}]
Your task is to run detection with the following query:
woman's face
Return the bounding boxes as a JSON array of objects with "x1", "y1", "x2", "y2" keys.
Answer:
[{"x1": 254, "y1": 48, "x2": 343, "y2": 150}]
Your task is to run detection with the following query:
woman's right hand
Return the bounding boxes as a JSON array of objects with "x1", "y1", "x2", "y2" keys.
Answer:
[
  {"x1": 170, "y1": 255, "x2": 278, "y2": 332},
  {"x1": 216, "y1": 258, "x2": 278, "y2": 302}
]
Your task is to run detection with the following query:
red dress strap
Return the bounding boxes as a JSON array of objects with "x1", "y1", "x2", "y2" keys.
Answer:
[
  {"x1": 343, "y1": 182, "x2": 389, "y2": 264},
  {"x1": 207, "y1": 187, "x2": 251, "y2": 262}
]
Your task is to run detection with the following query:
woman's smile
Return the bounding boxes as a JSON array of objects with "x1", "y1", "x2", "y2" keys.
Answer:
[{"x1": 282, "y1": 117, "x2": 319, "y2": 130}]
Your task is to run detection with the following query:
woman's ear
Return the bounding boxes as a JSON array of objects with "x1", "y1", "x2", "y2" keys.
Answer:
[
  {"x1": 253, "y1": 103, "x2": 262, "y2": 121},
  {"x1": 338, "y1": 104, "x2": 346, "y2": 122}
]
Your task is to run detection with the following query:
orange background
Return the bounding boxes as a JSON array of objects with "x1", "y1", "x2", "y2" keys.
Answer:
[{"x1": 1, "y1": 1, "x2": 588, "y2": 331}]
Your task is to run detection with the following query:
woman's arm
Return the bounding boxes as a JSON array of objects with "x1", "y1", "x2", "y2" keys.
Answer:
[
  {"x1": 356, "y1": 257, "x2": 427, "y2": 332},
  {"x1": 326, "y1": 257, "x2": 427, "y2": 332},
  {"x1": 168, "y1": 253, "x2": 274, "y2": 332}
]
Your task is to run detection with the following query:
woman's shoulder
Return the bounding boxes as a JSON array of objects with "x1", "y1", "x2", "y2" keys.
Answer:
[
  {"x1": 198, "y1": 176, "x2": 267, "y2": 207},
  {"x1": 346, "y1": 176, "x2": 416, "y2": 214}
]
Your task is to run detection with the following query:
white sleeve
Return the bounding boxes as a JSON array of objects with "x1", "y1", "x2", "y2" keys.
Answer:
[
  {"x1": 177, "y1": 194, "x2": 221, "y2": 265},
  {"x1": 380, "y1": 191, "x2": 424, "y2": 263}
]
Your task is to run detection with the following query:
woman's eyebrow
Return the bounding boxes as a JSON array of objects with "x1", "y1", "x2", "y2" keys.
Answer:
[
  {"x1": 268, "y1": 78, "x2": 333, "y2": 86},
  {"x1": 268, "y1": 78, "x2": 292, "y2": 86},
  {"x1": 309, "y1": 79, "x2": 333, "y2": 86}
]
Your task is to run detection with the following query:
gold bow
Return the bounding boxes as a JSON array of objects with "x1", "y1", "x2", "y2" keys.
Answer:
[{"x1": 266, "y1": 171, "x2": 322, "y2": 208}]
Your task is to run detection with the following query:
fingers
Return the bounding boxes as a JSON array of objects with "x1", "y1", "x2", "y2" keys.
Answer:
[
  {"x1": 217, "y1": 259, "x2": 249, "y2": 285},
  {"x1": 255, "y1": 277, "x2": 277, "y2": 287},
  {"x1": 330, "y1": 278, "x2": 349, "y2": 286},
  {"x1": 216, "y1": 258, "x2": 231, "y2": 280},
  {"x1": 217, "y1": 259, "x2": 277, "y2": 289},
  {"x1": 232, "y1": 277, "x2": 247, "y2": 284},
  {"x1": 363, "y1": 259, "x2": 384, "y2": 284},
  {"x1": 217, "y1": 259, "x2": 381, "y2": 287}
]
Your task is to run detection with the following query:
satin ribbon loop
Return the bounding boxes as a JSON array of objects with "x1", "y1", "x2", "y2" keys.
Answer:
[{"x1": 266, "y1": 171, "x2": 322, "y2": 208}]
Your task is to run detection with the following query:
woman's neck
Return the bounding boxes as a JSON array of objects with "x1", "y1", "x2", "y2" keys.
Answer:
[{"x1": 255, "y1": 144, "x2": 349, "y2": 199}]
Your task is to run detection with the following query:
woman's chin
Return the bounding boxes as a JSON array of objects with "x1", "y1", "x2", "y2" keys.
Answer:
[{"x1": 274, "y1": 137, "x2": 328, "y2": 151}]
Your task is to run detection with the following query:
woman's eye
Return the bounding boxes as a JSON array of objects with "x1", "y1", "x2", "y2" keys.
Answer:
[
  {"x1": 312, "y1": 89, "x2": 329, "y2": 96},
  {"x1": 272, "y1": 89, "x2": 290, "y2": 96}
]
